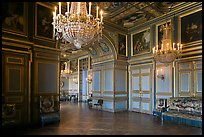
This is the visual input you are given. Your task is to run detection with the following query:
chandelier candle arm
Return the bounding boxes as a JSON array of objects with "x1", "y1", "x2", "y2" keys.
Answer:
[
  {"x1": 89, "y1": 2, "x2": 91, "y2": 16},
  {"x1": 153, "y1": 47, "x2": 155, "y2": 54},
  {"x1": 59, "y1": 2, "x2": 61, "y2": 14},
  {"x1": 67, "y1": 2, "x2": 70, "y2": 13},
  {"x1": 96, "y1": 6, "x2": 99, "y2": 19},
  {"x1": 64, "y1": 62, "x2": 67, "y2": 70},
  {"x1": 54, "y1": 7, "x2": 57, "y2": 19},
  {"x1": 53, "y1": 11, "x2": 56, "y2": 22},
  {"x1": 173, "y1": 43, "x2": 175, "y2": 49},
  {"x1": 100, "y1": 10, "x2": 103, "y2": 22},
  {"x1": 77, "y1": 2, "x2": 80, "y2": 15},
  {"x1": 161, "y1": 44, "x2": 163, "y2": 51}
]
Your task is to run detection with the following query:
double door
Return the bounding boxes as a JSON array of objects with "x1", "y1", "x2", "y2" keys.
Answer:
[
  {"x1": 177, "y1": 60, "x2": 202, "y2": 97},
  {"x1": 130, "y1": 65, "x2": 152, "y2": 114}
]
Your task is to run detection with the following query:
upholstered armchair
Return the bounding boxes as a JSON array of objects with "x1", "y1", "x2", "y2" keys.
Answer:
[{"x1": 40, "y1": 96, "x2": 60, "y2": 127}]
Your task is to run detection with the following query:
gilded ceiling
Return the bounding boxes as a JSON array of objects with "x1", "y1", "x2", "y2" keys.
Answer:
[
  {"x1": 57, "y1": 2, "x2": 182, "y2": 58},
  {"x1": 93, "y1": 2, "x2": 181, "y2": 28},
  {"x1": 57, "y1": 2, "x2": 181, "y2": 30}
]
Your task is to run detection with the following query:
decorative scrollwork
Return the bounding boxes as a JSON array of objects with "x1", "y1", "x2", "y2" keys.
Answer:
[{"x1": 40, "y1": 96, "x2": 54, "y2": 113}]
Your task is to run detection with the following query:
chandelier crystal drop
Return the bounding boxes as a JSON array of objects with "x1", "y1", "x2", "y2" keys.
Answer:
[
  {"x1": 153, "y1": 22, "x2": 182, "y2": 66},
  {"x1": 52, "y1": 2, "x2": 103, "y2": 49}
]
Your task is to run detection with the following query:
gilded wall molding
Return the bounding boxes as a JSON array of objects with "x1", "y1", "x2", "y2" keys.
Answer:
[
  {"x1": 103, "y1": 96, "x2": 114, "y2": 101},
  {"x1": 6, "y1": 96, "x2": 23, "y2": 103},
  {"x1": 33, "y1": 44, "x2": 61, "y2": 52},
  {"x1": 92, "y1": 55, "x2": 115, "y2": 65},
  {"x1": 2, "y1": 37, "x2": 33, "y2": 46},
  {"x1": 176, "y1": 56, "x2": 202, "y2": 63},
  {"x1": 129, "y1": 60, "x2": 153, "y2": 67},
  {"x1": 2, "y1": 48, "x2": 30, "y2": 55},
  {"x1": 103, "y1": 91, "x2": 114, "y2": 95},
  {"x1": 103, "y1": 62, "x2": 114, "y2": 68},
  {"x1": 114, "y1": 97, "x2": 127, "y2": 102},
  {"x1": 114, "y1": 91, "x2": 127, "y2": 95},
  {"x1": 114, "y1": 62, "x2": 128, "y2": 70}
]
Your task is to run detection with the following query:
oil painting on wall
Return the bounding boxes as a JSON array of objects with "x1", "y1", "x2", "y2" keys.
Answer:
[
  {"x1": 2, "y1": 2, "x2": 24, "y2": 33},
  {"x1": 36, "y1": 3, "x2": 53, "y2": 39},
  {"x1": 132, "y1": 29, "x2": 150, "y2": 55},
  {"x1": 118, "y1": 34, "x2": 127, "y2": 56},
  {"x1": 99, "y1": 42, "x2": 109, "y2": 53},
  {"x1": 181, "y1": 10, "x2": 202, "y2": 44}
]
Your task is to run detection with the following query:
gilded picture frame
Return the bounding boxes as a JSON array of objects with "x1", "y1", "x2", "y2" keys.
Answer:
[
  {"x1": 118, "y1": 33, "x2": 127, "y2": 56},
  {"x1": 2, "y1": 2, "x2": 26, "y2": 36},
  {"x1": 180, "y1": 9, "x2": 202, "y2": 44},
  {"x1": 131, "y1": 28, "x2": 150, "y2": 56},
  {"x1": 35, "y1": 2, "x2": 54, "y2": 40}
]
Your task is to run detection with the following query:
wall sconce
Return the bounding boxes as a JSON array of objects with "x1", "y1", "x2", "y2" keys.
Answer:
[{"x1": 157, "y1": 68, "x2": 165, "y2": 80}]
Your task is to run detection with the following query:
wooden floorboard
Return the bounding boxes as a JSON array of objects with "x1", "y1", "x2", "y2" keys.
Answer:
[{"x1": 3, "y1": 101, "x2": 202, "y2": 135}]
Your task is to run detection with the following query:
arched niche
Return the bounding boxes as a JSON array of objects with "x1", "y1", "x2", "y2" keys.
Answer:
[{"x1": 86, "y1": 30, "x2": 117, "y2": 64}]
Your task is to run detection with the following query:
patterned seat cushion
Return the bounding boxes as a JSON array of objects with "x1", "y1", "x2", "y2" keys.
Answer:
[{"x1": 168, "y1": 97, "x2": 202, "y2": 115}]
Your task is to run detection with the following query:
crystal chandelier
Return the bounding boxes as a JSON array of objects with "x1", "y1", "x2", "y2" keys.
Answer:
[
  {"x1": 86, "y1": 68, "x2": 93, "y2": 84},
  {"x1": 152, "y1": 4, "x2": 182, "y2": 66},
  {"x1": 153, "y1": 22, "x2": 182, "y2": 66},
  {"x1": 52, "y1": 2, "x2": 103, "y2": 49},
  {"x1": 86, "y1": 73, "x2": 92, "y2": 84},
  {"x1": 61, "y1": 62, "x2": 72, "y2": 78}
]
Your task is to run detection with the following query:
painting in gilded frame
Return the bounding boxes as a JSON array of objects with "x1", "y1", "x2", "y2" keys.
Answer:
[
  {"x1": 2, "y1": 2, "x2": 24, "y2": 33},
  {"x1": 118, "y1": 33, "x2": 127, "y2": 56},
  {"x1": 36, "y1": 3, "x2": 53, "y2": 39},
  {"x1": 181, "y1": 10, "x2": 202, "y2": 44},
  {"x1": 132, "y1": 29, "x2": 150, "y2": 55}
]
